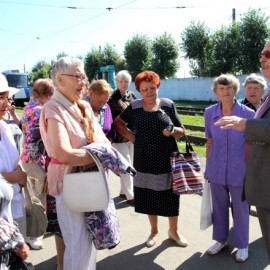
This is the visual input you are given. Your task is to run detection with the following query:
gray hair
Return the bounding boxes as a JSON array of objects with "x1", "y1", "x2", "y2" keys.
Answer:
[
  {"x1": 243, "y1": 73, "x2": 267, "y2": 93},
  {"x1": 212, "y1": 74, "x2": 240, "y2": 94},
  {"x1": 115, "y1": 70, "x2": 132, "y2": 83},
  {"x1": 51, "y1": 56, "x2": 84, "y2": 87}
]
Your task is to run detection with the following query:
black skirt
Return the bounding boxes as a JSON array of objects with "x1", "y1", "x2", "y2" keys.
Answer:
[{"x1": 134, "y1": 186, "x2": 180, "y2": 217}]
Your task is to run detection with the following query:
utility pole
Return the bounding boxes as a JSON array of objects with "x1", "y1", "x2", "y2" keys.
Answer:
[{"x1": 232, "y1": 8, "x2": 236, "y2": 23}]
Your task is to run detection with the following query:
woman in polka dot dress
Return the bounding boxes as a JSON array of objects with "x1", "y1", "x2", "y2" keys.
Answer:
[{"x1": 114, "y1": 71, "x2": 188, "y2": 248}]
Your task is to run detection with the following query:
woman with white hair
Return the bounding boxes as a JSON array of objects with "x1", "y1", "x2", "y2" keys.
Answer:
[
  {"x1": 39, "y1": 57, "x2": 109, "y2": 270},
  {"x1": 108, "y1": 70, "x2": 136, "y2": 204},
  {"x1": 241, "y1": 73, "x2": 267, "y2": 111}
]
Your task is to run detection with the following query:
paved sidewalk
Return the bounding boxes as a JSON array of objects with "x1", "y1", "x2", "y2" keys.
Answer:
[{"x1": 28, "y1": 163, "x2": 270, "y2": 270}]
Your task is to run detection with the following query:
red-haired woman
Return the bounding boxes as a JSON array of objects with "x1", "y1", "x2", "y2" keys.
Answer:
[{"x1": 114, "y1": 71, "x2": 187, "y2": 248}]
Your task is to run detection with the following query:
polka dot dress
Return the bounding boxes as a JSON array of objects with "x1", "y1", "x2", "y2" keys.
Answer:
[{"x1": 120, "y1": 98, "x2": 182, "y2": 216}]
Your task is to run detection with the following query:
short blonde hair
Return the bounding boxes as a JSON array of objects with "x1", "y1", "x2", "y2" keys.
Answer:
[
  {"x1": 89, "y1": 79, "x2": 113, "y2": 96},
  {"x1": 33, "y1": 78, "x2": 54, "y2": 97}
]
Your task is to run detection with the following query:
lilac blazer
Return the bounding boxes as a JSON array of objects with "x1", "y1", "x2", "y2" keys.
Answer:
[{"x1": 204, "y1": 101, "x2": 255, "y2": 186}]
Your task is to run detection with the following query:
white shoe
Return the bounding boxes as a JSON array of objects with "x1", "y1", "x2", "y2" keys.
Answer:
[
  {"x1": 26, "y1": 237, "x2": 44, "y2": 250},
  {"x1": 207, "y1": 241, "x2": 227, "y2": 255},
  {"x1": 235, "y1": 247, "x2": 249, "y2": 263},
  {"x1": 168, "y1": 230, "x2": 188, "y2": 247}
]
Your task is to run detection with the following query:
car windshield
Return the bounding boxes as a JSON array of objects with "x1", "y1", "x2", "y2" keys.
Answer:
[{"x1": 6, "y1": 74, "x2": 28, "y2": 88}]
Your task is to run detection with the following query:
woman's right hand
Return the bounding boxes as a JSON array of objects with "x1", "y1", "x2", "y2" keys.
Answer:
[
  {"x1": 1, "y1": 167, "x2": 27, "y2": 186},
  {"x1": 14, "y1": 166, "x2": 27, "y2": 187}
]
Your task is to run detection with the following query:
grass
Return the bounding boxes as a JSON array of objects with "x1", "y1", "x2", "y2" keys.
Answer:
[
  {"x1": 174, "y1": 100, "x2": 216, "y2": 108},
  {"x1": 177, "y1": 141, "x2": 206, "y2": 157},
  {"x1": 177, "y1": 113, "x2": 206, "y2": 158},
  {"x1": 179, "y1": 114, "x2": 204, "y2": 126}
]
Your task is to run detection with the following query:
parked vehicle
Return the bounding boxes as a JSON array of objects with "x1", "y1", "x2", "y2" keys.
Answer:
[{"x1": 2, "y1": 70, "x2": 30, "y2": 106}]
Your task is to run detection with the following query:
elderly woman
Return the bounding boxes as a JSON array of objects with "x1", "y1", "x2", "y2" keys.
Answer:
[
  {"x1": 204, "y1": 74, "x2": 255, "y2": 262},
  {"x1": 114, "y1": 71, "x2": 187, "y2": 248},
  {"x1": 108, "y1": 70, "x2": 136, "y2": 204},
  {"x1": 85, "y1": 79, "x2": 115, "y2": 141},
  {"x1": 39, "y1": 57, "x2": 109, "y2": 270},
  {"x1": 20, "y1": 78, "x2": 54, "y2": 250},
  {"x1": 0, "y1": 74, "x2": 29, "y2": 266},
  {"x1": 241, "y1": 73, "x2": 267, "y2": 111},
  {"x1": 214, "y1": 40, "x2": 270, "y2": 264}
]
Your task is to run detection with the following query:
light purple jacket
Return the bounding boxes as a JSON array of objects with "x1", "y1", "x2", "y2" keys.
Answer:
[{"x1": 204, "y1": 101, "x2": 255, "y2": 186}]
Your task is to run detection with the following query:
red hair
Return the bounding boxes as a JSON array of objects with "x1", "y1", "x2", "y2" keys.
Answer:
[{"x1": 134, "y1": 71, "x2": 160, "y2": 91}]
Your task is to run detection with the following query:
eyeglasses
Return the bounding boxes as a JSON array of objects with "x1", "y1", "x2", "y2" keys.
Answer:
[
  {"x1": 61, "y1": 74, "x2": 88, "y2": 83},
  {"x1": 140, "y1": 86, "x2": 157, "y2": 93},
  {"x1": 259, "y1": 51, "x2": 270, "y2": 59}
]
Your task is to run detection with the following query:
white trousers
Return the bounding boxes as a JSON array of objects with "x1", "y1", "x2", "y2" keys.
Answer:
[
  {"x1": 112, "y1": 142, "x2": 134, "y2": 200},
  {"x1": 56, "y1": 193, "x2": 97, "y2": 270}
]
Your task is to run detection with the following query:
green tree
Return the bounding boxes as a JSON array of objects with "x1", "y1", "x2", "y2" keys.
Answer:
[
  {"x1": 181, "y1": 10, "x2": 270, "y2": 77},
  {"x1": 56, "y1": 52, "x2": 69, "y2": 60},
  {"x1": 124, "y1": 34, "x2": 152, "y2": 79},
  {"x1": 181, "y1": 21, "x2": 210, "y2": 76},
  {"x1": 29, "y1": 61, "x2": 52, "y2": 85},
  {"x1": 84, "y1": 47, "x2": 104, "y2": 80},
  {"x1": 84, "y1": 44, "x2": 125, "y2": 80},
  {"x1": 151, "y1": 32, "x2": 179, "y2": 79},
  {"x1": 204, "y1": 23, "x2": 240, "y2": 76},
  {"x1": 236, "y1": 9, "x2": 270, "y2": 74}
]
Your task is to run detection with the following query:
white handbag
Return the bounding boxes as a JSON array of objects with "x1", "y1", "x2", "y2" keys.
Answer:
[{"x1": 63, "y1": 150, "x2": 109, "y2": 212}]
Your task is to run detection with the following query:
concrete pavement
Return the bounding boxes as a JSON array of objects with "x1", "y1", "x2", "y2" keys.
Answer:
[{"x1": 27, "y1": 165, "x2": 270, "y2": 270}]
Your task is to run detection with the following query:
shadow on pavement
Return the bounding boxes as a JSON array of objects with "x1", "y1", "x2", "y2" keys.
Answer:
[
  {"x1": 34, "y1": 256, "x2": 57, "y2": 270},
  {"x1": 176, "y1": 237, "x2": 268, "y2": 270},
  {"x1": 97, "y1": 237, "x2": 268, "y2": 270},
  {"x1": 97, "y1": 241, "x2": 171, "y2": 270}
]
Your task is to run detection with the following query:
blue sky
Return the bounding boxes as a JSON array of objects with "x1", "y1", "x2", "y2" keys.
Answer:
[{"x1": 0, "y1": 0, "x2": 270, "y2": 77}]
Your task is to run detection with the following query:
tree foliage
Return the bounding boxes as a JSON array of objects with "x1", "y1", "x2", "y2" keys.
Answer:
[
  {"x1": 181, "y1": 21, "x2": 210, "y2": 76},
  {"x1": 204, "y1": 23, "x2": 240, "y2": 76},
  {"x1": 84, "y1": 44, "x2": 125, "y2": 80},
  {"x1": 181, "y1": 9, "x2": 270, "y2": 77},
  {"x1": 29, "y1": 60, "x2": 51, "y2": 85},
  {"x1": 84, "y1": 47, "x2": 104, "y2": 80},
  {"x1": 236, "y1": 9, "x2": 270, "y2": 74},
  {"x1": 151, "y1": 32, "x2": 179, "y2": 79},
  {"x1": 124, "y1": 34, "x2": 152, "y2": 79}
]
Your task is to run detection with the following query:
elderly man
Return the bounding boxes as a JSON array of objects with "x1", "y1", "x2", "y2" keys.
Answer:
[
  {"x1": 215, "y1": 39, "x2": 270, "y2": 263},
  {"x1": 241, "y1": 73, "x2": 267, "y2": 111}
]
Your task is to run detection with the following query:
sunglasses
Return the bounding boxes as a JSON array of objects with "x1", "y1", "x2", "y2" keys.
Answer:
[{"x1": 259, "y1": 51, "x2": 270, "y2": 59}]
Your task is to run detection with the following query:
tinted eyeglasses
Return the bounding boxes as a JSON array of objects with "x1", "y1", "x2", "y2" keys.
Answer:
[{"x1": 259, "y1": 51, "x2": 270, "y2": 59}]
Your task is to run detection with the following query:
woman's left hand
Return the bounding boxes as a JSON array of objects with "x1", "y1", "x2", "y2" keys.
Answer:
[
  {"x1": 162, "y1": 128, "x2": 175, "y2": 137},
  {"x1": 13, "y1": 244, "x2": 29, "y2": 261}
]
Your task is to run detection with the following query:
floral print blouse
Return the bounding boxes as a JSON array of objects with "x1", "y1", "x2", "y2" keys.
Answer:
[{"x1": 21, "y1": 98, "x2": 47, "y2": 169}]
